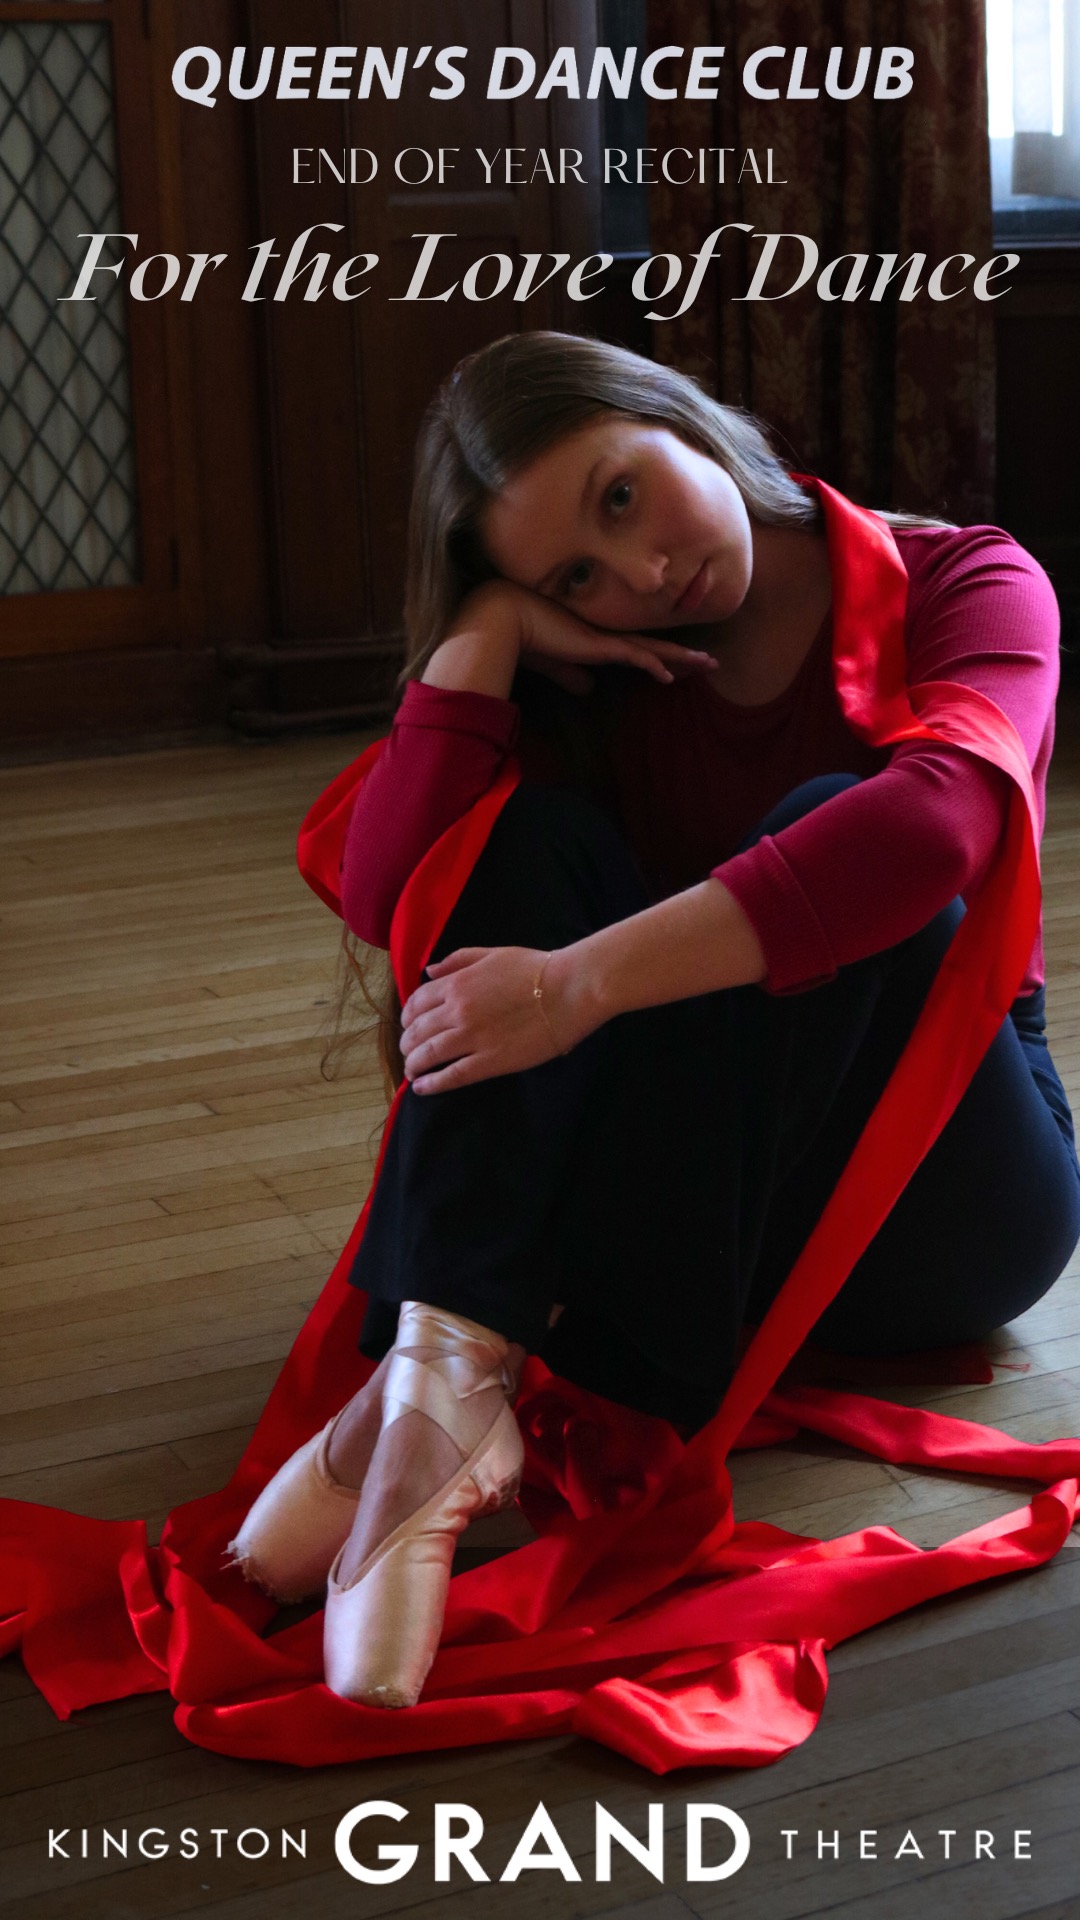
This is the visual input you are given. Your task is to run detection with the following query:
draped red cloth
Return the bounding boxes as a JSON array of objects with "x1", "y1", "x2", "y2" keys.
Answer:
[{"x1": 2, "y1": 484, "x2": 1077, "y2": 1774}]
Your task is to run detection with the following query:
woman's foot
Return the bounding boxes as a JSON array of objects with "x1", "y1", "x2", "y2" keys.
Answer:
[
  {"x1": 226, "y1": 1357, "x2": 391, "y2": 1603},
  {"x1": 334, "y1": 1386, "x2": 510, "y2": 1586},
  {"x1": 335, "y1": 1314, "x2": 525, "y2": 1584},
  {"x1": 322, "y1": 1302, "x2": 525, "y2": 1705},
  {"x1": 323, "y1": 1352, "x2": 392, "y2": 1489},
  {"x1": 327, "y1": 1333, "x2": 524, "y2": 1581}
]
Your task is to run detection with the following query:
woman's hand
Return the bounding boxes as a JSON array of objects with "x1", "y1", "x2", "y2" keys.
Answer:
[
  {"x1": 400, "y1": 944, "x2": 599, "y2": 1093},
  {"x1": 400, "y1": 879, "x2": 767, "y2": 1095},
  {"x1": 508, "y1": 582, "x2": 718, "y2": 696},
  {"x1": 426, "y1": 580, "x2": 718, "y2": 700}
]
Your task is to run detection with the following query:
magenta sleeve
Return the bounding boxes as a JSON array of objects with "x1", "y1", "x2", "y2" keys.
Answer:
[
  {"x1": 710, "y1": 530, "x2": 1059, "y2": 994},
  {"x1": 340, "y1": 679, "x2": 519, "y2": 947}
]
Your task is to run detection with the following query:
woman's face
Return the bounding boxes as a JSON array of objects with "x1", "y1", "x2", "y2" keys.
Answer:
[{"x1": 479, "y1": 415, "x2": 754, "y2": 632}]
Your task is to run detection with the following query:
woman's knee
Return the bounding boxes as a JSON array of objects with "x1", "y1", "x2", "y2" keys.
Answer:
[
  {"x1": 488, "y1": 782, "x2": 626, "y2": 861},
  {"x1": 738, "y1": 773, "x2": 863, "y2": 851},
  {"x1": 743, "y1": 774, "x2": 970, "y2": 967},
  {"x1": 433, "y1": 782, "x2": 648, "y2": 957}
]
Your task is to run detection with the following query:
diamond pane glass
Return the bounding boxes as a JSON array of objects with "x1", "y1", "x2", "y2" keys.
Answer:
[{"x1": 0, "y1": 22, "x2": 139, "y2": 595}]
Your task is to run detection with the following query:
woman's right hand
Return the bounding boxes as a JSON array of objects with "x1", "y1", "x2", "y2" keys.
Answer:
[{"x1": 425, "y1": 580, "x2": 719, "y2": 699}]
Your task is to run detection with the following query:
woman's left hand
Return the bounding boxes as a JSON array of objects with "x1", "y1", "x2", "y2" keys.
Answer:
[{"x1": 400, "y1": 946, "x2": 595, "y2": 1093}]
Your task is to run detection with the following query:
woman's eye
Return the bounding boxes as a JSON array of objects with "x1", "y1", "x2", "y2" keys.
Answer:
[
  {"x1": 565, "y1": 560, "x2": 593, "y2": 594},
  {"x1": 608, "y1": 480, "x2": 633, "y2": 514}
]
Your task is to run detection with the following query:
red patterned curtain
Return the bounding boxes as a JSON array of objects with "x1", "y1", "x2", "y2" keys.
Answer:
[{"x1": 648, "y1": 2, "x2": 995, "y2": 521}]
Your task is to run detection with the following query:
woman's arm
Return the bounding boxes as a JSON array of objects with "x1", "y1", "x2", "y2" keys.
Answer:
[
  {"x1": 400, "y1": 882, "x2": 764, "y2": 1093},
  {"x1": 399, "y1": 528, "x2": 1060, "y2": 1090},
  {"x1": 419, "y1": 585, "x2": 522, "y2": 697},
  {"x1": 713, "y1": 529, "x2": 1060, "y2": 993},
  {"x1": 341, "y1": 590, "x2": 526, "y2": 945},
  {"x1": 555, "y1": 877, "x2": 766, "y2": 1024},
  {"x1": 341, "y1": 585, "x2": 718, "y2": 945},
  {"x1": 339, "y1": 682, "x2": 519, "y2": 946}
]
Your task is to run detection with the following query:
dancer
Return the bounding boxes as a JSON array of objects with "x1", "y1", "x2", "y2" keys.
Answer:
[{"x1": 231, "y1": 331, "x2": 1080, "y2": 1710}]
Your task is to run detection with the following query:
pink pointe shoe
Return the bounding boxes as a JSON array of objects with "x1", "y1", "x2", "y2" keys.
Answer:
[
  {"x1": 323, "y1": 1301, "x2": 523, "y2": 1708},
  {"x1": 225, "y1": 1404, "x2": 364, "y2": 1605}
]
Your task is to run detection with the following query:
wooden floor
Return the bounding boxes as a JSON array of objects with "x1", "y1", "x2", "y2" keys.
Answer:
[{"x1": 1, "y1": 708, "x2": 1079, "y2": 1920}]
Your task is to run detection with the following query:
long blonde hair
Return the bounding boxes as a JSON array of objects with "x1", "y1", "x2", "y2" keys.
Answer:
[{"x1": 329, "y1": 330, "x2": 949, "y2": 1091}]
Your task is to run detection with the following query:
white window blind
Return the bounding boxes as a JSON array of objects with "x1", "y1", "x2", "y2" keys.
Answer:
[{"x1": 987, "y1": 0, "x2": 1080, "y2": 204}]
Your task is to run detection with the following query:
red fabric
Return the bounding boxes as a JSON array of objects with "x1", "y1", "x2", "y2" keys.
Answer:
[
  {"x1": 341, "y1": 524, "x2": 1057, "y2": 995},
  {"x1": 2, "y1": 483, "x2": 1076, "y2": 1776}
]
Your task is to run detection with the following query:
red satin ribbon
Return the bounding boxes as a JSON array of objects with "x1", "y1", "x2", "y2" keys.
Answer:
[{"x1": 2, "y1": 483, "x2": 1076, "y2": 1775}]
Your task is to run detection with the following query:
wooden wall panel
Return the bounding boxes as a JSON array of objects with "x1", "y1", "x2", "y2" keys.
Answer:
[
  {"x1": 246, "y1": 0, "x2": 370, "y2": 643},
  {"x1": 244, "y1": 0, "x2": 604, "y2": 684},
  {"x1": 4, "y1": 644, "x2": 234, "y2": 744},
  {"x1": 170, "y1": 0, "x2": 274, "y2": 654}
]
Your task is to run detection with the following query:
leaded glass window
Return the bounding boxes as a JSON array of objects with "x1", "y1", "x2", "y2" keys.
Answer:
[{"x1": 0, "y1": 15, "x2": 140, "y2": 595}]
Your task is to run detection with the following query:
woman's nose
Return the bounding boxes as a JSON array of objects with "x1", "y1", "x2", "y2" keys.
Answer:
[{"x1": 620, "y1": 549, "x2": 669, "y2": 596}]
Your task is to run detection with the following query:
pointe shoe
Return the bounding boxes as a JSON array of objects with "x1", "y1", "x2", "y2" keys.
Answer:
[
  {"x1": 323, "y1": 1302, "x2": 523, "y2": 1707},
  {"x1": 225, "y1": 1405, "x2": 364, "y2": 1604}
]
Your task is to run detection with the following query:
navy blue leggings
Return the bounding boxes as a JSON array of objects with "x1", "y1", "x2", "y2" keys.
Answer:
[{"x1": 352, "y1": 778, "x2": 1080, "y2": 1428}]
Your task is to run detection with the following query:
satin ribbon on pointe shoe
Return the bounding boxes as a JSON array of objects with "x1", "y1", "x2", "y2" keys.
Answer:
[{"x1": 323, "y1": 1302, "x2": 524, "y2": 1707}]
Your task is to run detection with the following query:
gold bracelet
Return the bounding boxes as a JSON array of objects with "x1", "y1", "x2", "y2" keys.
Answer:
[{"x1": 532, "y1": 951, "x2": 571, "y2": 1055}]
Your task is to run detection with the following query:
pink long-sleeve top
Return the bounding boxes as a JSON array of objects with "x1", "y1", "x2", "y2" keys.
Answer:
[{"x1": 340, "y1": 525, "x2": 1060, "y2": 997}]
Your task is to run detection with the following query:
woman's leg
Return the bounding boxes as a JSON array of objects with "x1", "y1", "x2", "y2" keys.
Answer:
[
  {"x1": 349, "y1": 783, "x2": 654, "y2": 1356},
  {"x1": 545, "y1": 774, "x2": 1080, "y2": 1417},
  {"x1": 342, "y1": 771, "x2": 1080, "y2": 1465},
  {"x1": 727, "y1": 784, "x2": 1080, "y2": 1352},
  {"x1": 748, "y1": 917, "x2": 1080, "y2": 1354},
  {"x1": 350, "y1": 774, "x2": 910, "y2": 1407},
  {"x1": 315, "y1": 768, "x2": 1080, "y2": 1713},
  {"x1": 232, "y1": 783, "x2": 664, "y2": 1616},
  {"x1": 332, "y1": 784, "x2": 654, "y2": 1582}
]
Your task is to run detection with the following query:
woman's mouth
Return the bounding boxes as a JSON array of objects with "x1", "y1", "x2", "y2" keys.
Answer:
[{"x1": 674, "y1": 560, "x2": 710, "y2": 616}]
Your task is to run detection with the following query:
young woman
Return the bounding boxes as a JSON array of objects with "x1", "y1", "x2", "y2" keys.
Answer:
[{"x1": 231, "y1": 331, "x2": 1080, "y2": 1710}]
